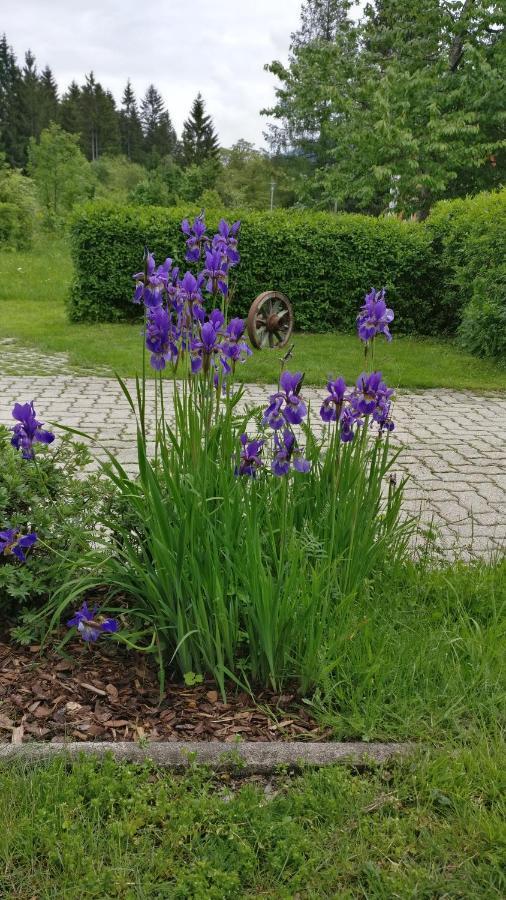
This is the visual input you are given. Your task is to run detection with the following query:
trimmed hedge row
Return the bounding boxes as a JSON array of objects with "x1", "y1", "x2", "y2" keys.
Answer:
[
  {"x1": 426, "y1": 190, "x2": 506, "y2": 360},
  {"x1": 69, "y1": 203, "x2": 446, "y2": 334}
]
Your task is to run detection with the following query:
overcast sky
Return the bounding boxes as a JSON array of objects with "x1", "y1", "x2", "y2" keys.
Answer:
[{"x1": 1, "y1": 0, "x2": 334, "y2": 148}]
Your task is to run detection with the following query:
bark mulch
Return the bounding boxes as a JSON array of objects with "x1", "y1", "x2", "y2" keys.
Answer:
[{"x1": 0, "y1": 638, "x2": 330, "y2": 745}]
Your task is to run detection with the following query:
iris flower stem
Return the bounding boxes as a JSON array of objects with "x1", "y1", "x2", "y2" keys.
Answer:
[
  {"x1": 278, "y1": 474, "x2": 289, "y2": 581},
  {"x1": 154, "y1": 365, "x2": 158, "y2": 466}
]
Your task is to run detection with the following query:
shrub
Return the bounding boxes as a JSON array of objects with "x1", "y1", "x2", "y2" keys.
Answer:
[
  {"x1": 426, "y1": 189, "x2": 506, "y2": 349},
  {"x1": 0, "y1": 165, "x2": 36, "y2": 249},
  {"x1": 458, "y1": 266, "x2": 506, "y2": 361},
  {"x1": 0, "y1": 424, "x2": 109, "y2": 632},
  {"x1": 68, "y1": 202, "x2": 442, "y2": 332},
  {"x1": 92, "y1": 155, "x2": 146, "y2": 204}
]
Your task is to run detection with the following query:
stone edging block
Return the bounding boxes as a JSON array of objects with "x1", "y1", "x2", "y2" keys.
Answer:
[{"x1": 0, "y1": 740, "x2": 414, "y2": 773}]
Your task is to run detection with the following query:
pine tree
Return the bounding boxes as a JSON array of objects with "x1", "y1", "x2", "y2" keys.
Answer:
[
  {"x1": 79, "y1": 72, "x2": 120, "y2": 160},
  {"x1": 39, "y1": 66, "x2": 59, "y2": 129},
  {"x1": 60, "y1": 81, "x2": 82, "y2": 135},
  {"x1": 19, "y1": 50, "x2": 40, "y2": 143},
  {"x1": 119, "y1": 79, "x2": 143, "y2": 162},
  {"x1": 180, "y1": 93, "x2": 220, "y2": 167},
  {"x1": 140, "y1": 84, "x2": 177, "y2": 160},
  {"x1": 0, "y1": 34, "x2": 23, "y2": 166}
]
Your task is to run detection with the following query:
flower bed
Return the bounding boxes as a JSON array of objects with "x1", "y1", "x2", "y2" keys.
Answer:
[
  {"x1": 0, "y1": 631, "x2": 325, "y2": 744},
  {"x1": 1, "y1": 213, "x2": 415, "y2": 736}
]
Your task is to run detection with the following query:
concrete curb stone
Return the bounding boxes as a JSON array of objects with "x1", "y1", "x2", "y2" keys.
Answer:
[{"x1": 0, "y1": 740, "x2": 415, "y2": 773}]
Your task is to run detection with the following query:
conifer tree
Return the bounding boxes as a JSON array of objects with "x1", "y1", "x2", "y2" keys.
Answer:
[
  {"x1": 39, "y1": 66, "x2": 59, "y2": 128},
  {"x1": 180, "y1": 93, "x2": 220, "y2": 167},
  {"x1": 79, "y1": 72, "x2": 120, "y2": 160},
  {"x1": 119, "y1": 79, "x2": 143, "y2": 162},
  {"x1": 60, "y1": 81, "x2": 82, "y2": 135},
  {"x1": 292, "y1": 0, "x2": 352, "y2": 45},
  {"x1": 263, "y1": 0, "x2": 356, "y2": 174},
  {"x1": 140, "y1": 84, "x2": 177, "y2": 160},
  {"x1": 0, "y1": 34, "x2": 23, "y2": 166},
  {"x1": 19, "y1": 50, "x2": 40, "y2": 143}
]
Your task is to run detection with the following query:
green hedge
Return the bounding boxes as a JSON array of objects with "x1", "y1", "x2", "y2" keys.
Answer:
[
  {"x1": 427, "y1": 190, "x2": 506, "y2": 359},
  {"x1": 69, "y1": 203, "x2": 445, "y2": 333}
]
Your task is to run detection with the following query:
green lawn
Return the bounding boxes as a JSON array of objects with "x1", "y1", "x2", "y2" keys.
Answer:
[
  {"x1": 1, "y1": 739, "x2": 504, "y2": 898},
  {"x1": 1, "y1": 234, "x2": 506, "y2": 389},
  {"x1": 2, "y1": 557, "x2": 506, "y2": 897}
]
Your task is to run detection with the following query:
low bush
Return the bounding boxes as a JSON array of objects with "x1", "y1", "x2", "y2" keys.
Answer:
[
  {"x1": 427, "y1": 189, "x2": 506, "y2": 356},
  {"x1": 0, "y1": 168, "x2": 36, "y2": 249},
  {"x1": 0, "y1": 423, "x2": 108, "y2": 632},
  {"x1": 458, "y1": 266, "x2": 506, "y2": 361},
  {"x1": 68, "y1": 201, "x2": 443, "y2": 332}
]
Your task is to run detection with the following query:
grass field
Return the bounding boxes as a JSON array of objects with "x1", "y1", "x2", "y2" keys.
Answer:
[
  {"x1": 1, "y1": 235, "x2": 506, "y2": 389},
  {"x1": 1, "y1": 738, "x2": 504, "y2": 898},
  {"x1": 1, "y1": 557, "x2": 505, "y2": 895}
]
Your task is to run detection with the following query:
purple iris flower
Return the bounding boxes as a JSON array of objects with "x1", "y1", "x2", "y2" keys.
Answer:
[
  {"x1": 320, "y1": 377, "x2": 347, "y2": 423},
  {"x1": 145, "y1": 306, "x2": 173, "y2": 370},
  {"x1": 182, "y1": 215, "x2": 208, "y2": 262},
  {"x1": 236, "y1": 434, "x2": 264, "y2": 477},
  {"x1": 180, "y1": 271, "x2": 205, "y2": 319},
  {"x1": 0, "y1": 529, "x2": 37, "y2": 562},
  {"x1": 67, "y1": 601, "x2": 119, "y2": 643},
  {"x1": 340, "y1": 407, "x2": 361, "y2": 443},
  {"x1": 221, "y1": 318, "x2": 252, "y2": 367},
  {"x1": 132, "y1": 252, "x2": 171, "y2": 308},
  {"x1": 263, "y1": 371, "x2": 307, "y2": 430},
  {"x1": 272, "y1": 430, "x2": 311, "y2": 476},
  {"x1": 352, "y1": 372, "x2": 394, "y2": 417},
  {"x1": 357, "y1": 288, "x2": 394, "y2": 343},
  {"x1": 203, "y1": 249, "x2": 229, "y2": 296},
  {"x1": 212, "y1": 219, "x2": 241, "y2": 266},
  {"x1": 11, "y1": 402, "x2": 55, "y2": 459},
  {"x1": 191, "y1": 321, "x2": 221, "y2": 374},
  {"x1": 133, "y1": 252, "x2": 155, "y2": 304},
  {"x1": 208, "y1": 309, "x2": 225, "y2": 332},
  {"x1": 373, "y1": 398, "x2": 395, "y2": 433}
]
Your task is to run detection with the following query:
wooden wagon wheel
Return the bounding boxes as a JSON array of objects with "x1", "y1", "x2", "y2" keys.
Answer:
[{"x1": 247, "y1": 291, "x2": 294, "y2": 350}]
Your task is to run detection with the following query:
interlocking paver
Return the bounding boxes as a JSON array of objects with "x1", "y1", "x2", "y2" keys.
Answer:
[{"x1": 0, "y1": 376, "x2": 505, "y2": 559}]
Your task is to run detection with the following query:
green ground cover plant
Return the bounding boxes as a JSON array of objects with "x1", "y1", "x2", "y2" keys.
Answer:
[
  {"x1": 1, "y1": 234, "x2": 506, "y2": 389},
  {"x1": 0, "y1": 425, "x2": 106, "y2": 623},
  {"x1": 0, "y1": 739, "x2": 504, "y2": 899}
]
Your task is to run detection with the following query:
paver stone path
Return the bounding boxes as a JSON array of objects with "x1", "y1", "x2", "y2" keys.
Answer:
[{"x1": 1, "y1": 375, "x2": 505, "y2": 559}]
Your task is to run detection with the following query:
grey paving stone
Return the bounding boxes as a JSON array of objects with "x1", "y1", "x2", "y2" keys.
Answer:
[{"x1": 1, "y1": 375, "x2": 505, "y2": 559}]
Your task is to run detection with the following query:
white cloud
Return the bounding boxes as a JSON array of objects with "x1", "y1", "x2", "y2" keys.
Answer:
[{"x1": 2, "y1": 0, "x2": 305, "y2": 147}]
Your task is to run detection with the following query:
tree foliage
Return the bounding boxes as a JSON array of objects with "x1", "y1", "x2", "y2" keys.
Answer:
[
  {"x1": 180, "y1": 93, "x2": 220, "y2": 167},
  {"x1": 27, "y1": 123, "x2": 94, "y2": 223},
  {"x1": 264, "y1": 0, "x2": 505, "y2": 214}
]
